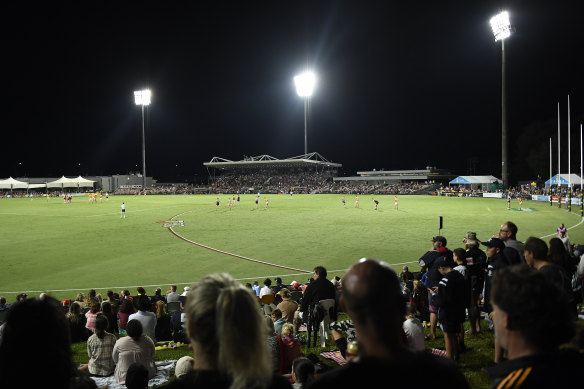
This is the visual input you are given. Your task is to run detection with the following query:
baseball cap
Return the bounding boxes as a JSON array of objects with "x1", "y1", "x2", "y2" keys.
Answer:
[
  {"x1": 432, "y1": 236, "x2": 447, "y2": 246},
  {"x1": 482, "y1": 237, "x2": 505, "y2": 251},
  {"x1": 175, "y1": 356, "x2": 194, "y2": 379},
  {"x1": 183, "y1": 286, "x2": 191, "y2": 292}
]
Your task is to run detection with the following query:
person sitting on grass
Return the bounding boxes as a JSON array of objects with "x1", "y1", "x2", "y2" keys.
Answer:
[
  {"x1": 281, "y1": 323, "x2": 304, "y2": 374},
  {"x1": 80, "y1": 314, "x2": 116, "y2": 376},
  {"x1": 291, "y1": 357, "x2": 315, "y2": 389},
  {"x1": 117, "y1": 298, "x2": 135, "y2": 336},
  {"x1": 85, "y1": 300, "x2": 101, "y2": 333},
  {"x1": 112, "y1": 319, "x2": 157, "y2": 384},
  {"x1": 128, "y1": 295, "x2": 157, "y2": 343},
  {"x1": 154, "y1": 300, "x2": 173, "y2": 341},
  {"x1": 271, "y1": 308, "x2": 286, "y2": 336},
  {"x1": 67, "y1": 300, "x2": 90, "y2": 342}
]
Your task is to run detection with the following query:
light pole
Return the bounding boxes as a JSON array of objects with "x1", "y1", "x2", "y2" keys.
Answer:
[
  {"x1": 294, "y1": 71, "x2": 316, "y2": 155},
  {"x1": 134, "y1": 89, "x2": 151, "y2": 191},
  {"x1": 490, "y1": 11, "x2": 511, "y2": 189}
]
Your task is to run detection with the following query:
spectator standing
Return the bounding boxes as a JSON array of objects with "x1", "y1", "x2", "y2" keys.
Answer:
[
  {"x1": 308, "y1": 259, "x2": 469, "y2": 389},
  {"x1": 462, "y1": 231, "x2": 487, "y2": 335},
  {"x1": 418, "y1": 236, "x2": 453, "y2": 339},
  {"x1": 498, "y1": 221, "x2": 525, "y2": 264},
  {"x1": 294, "y1": 266, "x2": 336, "y2": 329}
]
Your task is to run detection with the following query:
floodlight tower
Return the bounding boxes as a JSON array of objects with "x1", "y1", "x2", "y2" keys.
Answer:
[
  {"x1": 134, "y1": 89, "x2": 151, "y2": 191},
  {"x1": 490, "y1": 11, "x2": 511, "y2": 189},
  {"x1": 294, "y1": 71, "x2": 316, "y2": 155}
]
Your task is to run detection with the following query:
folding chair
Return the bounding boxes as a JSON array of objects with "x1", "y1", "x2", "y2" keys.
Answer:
[
  {"x1": 317, "y1": 299, "x2": 337, "y2": 347},
  {"x1": 166, "y1": 301, "x2": 181, "y2": 313}
]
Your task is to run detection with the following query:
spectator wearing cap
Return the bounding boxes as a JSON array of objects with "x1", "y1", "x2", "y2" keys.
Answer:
[
  {"x1": 498, "y1": 221, "x2": 525, "y2": 264},
  {"x1": 486, "y1": 265, "x2": 582, "y2": 387},
  {"x1": 174, "y1": 356, "x2": 194, "y2": 379},
  {"x1": 462, "y1": 231, "x2": 487, "y2": 335},
  {"x1": 16, "y1": 293, "x2": 27, "y2": 303},
  {"x1": 430, "y1": 256, "x2": 466, "y2": 360},
  {"x1": 180, "y1": 286, "x2": 190, "y2": 297},
  {"x1": 482, "y1": 237, "x2": 511, "y2": 364},
  {"x1": 272, "y1": 277, "x2": 285, "y2": 294},
  {"x1": 276, "y1": 288, "x2": 298, "y2": 323},
  {"x1": 418, "y1": 236, "x2": 453, "y2": 340}
]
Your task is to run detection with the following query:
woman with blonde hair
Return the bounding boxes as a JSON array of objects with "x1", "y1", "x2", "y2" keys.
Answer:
[
  {"x1": 155, "y1": 300, "x2": 172, "y2": 341},
  {"x1": 162, "y1": 273, "x2": 291, "y2": 389}
]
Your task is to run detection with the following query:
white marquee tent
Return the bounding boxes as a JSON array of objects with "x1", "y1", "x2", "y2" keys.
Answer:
[
  {"x1": 46, "y1": 176, "x2": 95, "y2": 189},
  {"x1": 0, "y1": 177, "x2": 28, "y2": 189}
]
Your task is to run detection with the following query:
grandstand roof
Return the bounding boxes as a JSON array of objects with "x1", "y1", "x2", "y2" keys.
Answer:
[{"x1": 203, "y1": 152, "x2": 342, "y2": 170}]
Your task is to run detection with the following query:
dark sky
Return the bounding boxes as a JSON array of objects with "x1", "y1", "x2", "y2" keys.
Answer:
[{"x1": 3, "y1": 0, "x2": 583, "y2": 183}]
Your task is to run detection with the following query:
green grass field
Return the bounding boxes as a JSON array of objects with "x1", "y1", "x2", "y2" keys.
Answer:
[{"x1": 1, "y1": 194, "x2": 582, "y2": 302}]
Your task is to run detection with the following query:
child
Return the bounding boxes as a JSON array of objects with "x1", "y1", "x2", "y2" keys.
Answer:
[
  {"x1": 291, "y1": 357, "x2": 315, "y2": 389},
  {"x1": 281, "y1": 323, "x2": 303, "y2": 374}
]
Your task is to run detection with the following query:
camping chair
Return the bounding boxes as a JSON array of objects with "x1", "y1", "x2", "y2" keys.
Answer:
[
  {"x1": 261, "y1": 294, "x2": 276, "y2": 315},
  {"x1": 317, "y1": 299, "x2": 337, "y2": 347},
  {"x1": 166, "y1": 301, "x2": 181, "y2": 313}
]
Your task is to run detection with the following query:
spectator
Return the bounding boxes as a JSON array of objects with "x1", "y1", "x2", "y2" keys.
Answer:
[
  {"x1": 171, "y1": 296, "x2": 188, "y2": 344},
  {"x1": 101, "y1": 301, "x2": 119, "y2": 336},
  {"x1": 291, "y1": 357, "x2": 315, "y2": 389},
  {"x1": 151, "y1": 288, "x2": 166, "y2": 304},
  {"x1": 118, "y1": 299, "x2": 136, "y2": 335},
  {"x1": 432, "y1": 256, "x2": 466, "y2": 360},
  {"x1": 418, "y1": 236, "x2": 453, "y2": 340},
  {"x1": 276, "y1": 288, "x2": 298, "y2": 323},
  {"x1": 486, "y1": 265, "x2": 582, "y2": 386},
  {"x1": 81, "y1": 315, "x2": 116, "y2": 376},
  {"x1": 180, "y1": 286, "x2": 190, "y2": 297},
  {"x1": 400, "y1": 266, "x2": 415, "y2": 290},
  {"x1": 0, "y1": 296, "x2": 7, "y2": 312},
  {"x1": 264, "y1": 315, "x2": 281, "y2": 374},
  {"x1": 66, "y1": 301, "x2": 90, "y2": 343},
  {"x1": 498, "y1": 221, "x2": 525, "y2": 264},
  {"x1": 161, "y1": 273, "x2": 291, "y2": 389},
  {"x1": 85, "y1": 301, "x2": 101, "y2": 333},
  {"x1": 462, "y1": 231, "x2": 487, "y2": 335},
  {"x1": 125, "y1": 362, "x2": 150, "y2": 389},
  {"x1": 308, "y1": 259, "x2": 469, "y2": 389},
  {"x1": 273, "y1": 277, "x2": 285, "y2": 294},
  {"x1": 166, "y1": 285, "x2": 180, "y2": 303},
  {"x1": 128, "y1": 295, "x2": 157, "y2": 343},
  {"x1": 154, "y1": 300, "x2": 173, "y2": 341},
  {"x1": 281, "y1": 323, "x2": 303, "y2": 374},
  {"x1": 410, "y1": 279, "x2": 430, "y2": 323},
  {"x1": 329, "y1": 319, "x2": 356, "y2": 359},
  {"x1": 252, "y1": 280, "x2": 261, "y2": 296},
  {"x1": 106, "y1": 290, "x2": 119, "y2": 315},
  {"x1": 402, "y1": 302, "x2": 425, "y2": 351},
  {"x1": 0, "y1": 297, "x2": 75, "y2": 388},
  {"x1": 260, "y1": 278, "x2": 274, "y2": 298},
  {"x1": 294, "y1": 266, "x2": 336, "y2": 330},
  {"x1": 112, "y1": 319, "x2": 156, "y2": 384},
  {"x1": 271, "y1": 308, "x2": 286, "y2": 336}
]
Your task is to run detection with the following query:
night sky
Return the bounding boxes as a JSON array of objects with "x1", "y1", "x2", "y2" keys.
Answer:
[{"x1": 3, "y1": 1, "x2": 583, "y2": 184}]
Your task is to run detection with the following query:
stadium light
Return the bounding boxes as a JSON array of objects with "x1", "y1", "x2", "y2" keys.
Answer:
[
  {"x1": 294, "y1": 71, "x2": 316, "y2": 155},
  {"x1": 490, "y1": 11, "x2": 511, "y2": 189},
  {"x1": 134, "y1": 89, "x2": 151, "y2": 191}
]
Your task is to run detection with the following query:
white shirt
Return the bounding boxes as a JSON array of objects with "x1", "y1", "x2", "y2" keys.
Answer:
[
  {"x1": 403, "y1": 317, "x2": 425, "y2": 351},
  {"x1": 259, "y1": 286, "x2": 273, "y2": 298}
]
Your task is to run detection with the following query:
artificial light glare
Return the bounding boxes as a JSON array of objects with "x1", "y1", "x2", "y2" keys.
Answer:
[
  {"x1": 134, "y1": 89, "x2": 152, "y2": 106},
  {"x1": 490, "y1": 11, "x2": 511, "y2": 41},
  {"x1": 294, "y1": 71, "x2": 316, "y2": 97}
]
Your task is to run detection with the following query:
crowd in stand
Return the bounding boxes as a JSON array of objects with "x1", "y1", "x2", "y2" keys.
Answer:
[{"x1": 1, "y1": 220, "x2": 583, "y2": 388}]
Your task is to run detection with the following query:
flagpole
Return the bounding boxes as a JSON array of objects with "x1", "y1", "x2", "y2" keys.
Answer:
[
  {"x1": 558, "y1": 102, "x2": 561, "y2": 208},
  {"x1": 550, "y1": 137, "x2": 553, "y2": 206},
  {"x1": 568, "y1": 95, "x2": 571, "y2": 211}
]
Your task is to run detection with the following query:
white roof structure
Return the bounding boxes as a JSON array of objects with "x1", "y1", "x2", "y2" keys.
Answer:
[
  {"x1": 449, "y1": 176, "x2": 501, "y2": 185},
  {"x1": 545, "y1": 173, "x2": 583, "y2": 187},
  {"x1": 0, "y1": 177, "x2": 28, "y2": 189},
  {"x1": 46, "y1": 176, "x2": 95, "y2": 188}
]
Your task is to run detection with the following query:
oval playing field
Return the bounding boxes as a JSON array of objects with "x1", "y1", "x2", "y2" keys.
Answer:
[{"x1": 0, "y1": 194, "x2": 581, "y2": 301}]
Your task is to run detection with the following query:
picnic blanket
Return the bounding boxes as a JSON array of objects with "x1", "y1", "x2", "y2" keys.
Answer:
[
  {"x1": 320, "y1": 351, "x2": 348, "y2": 365},
  {"x1": 90, "y1": 360, "x2": 176, "y2": 389}
]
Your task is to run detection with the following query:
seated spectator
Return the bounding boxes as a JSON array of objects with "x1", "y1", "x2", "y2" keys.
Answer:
[
  {"x1": 273, "y1": 277, "x2": 285, "y2": 294},
  {"x1": 166, "y1": 285, "x2": 180, "y2": 303},
  {"x1": 125, "y1": 362, "x2": 150, "y2": 389},
  {"x1": 154, "y1": 300, "x2": 173, "y2": 341},
  {"x1": 402, "y1": 302, "x2": 425, "y2": 351},
  {"x1": 152, "y1": 287, "x2": 166, "y2": 304},
  {"x1": 101, "y1": 301, "x2": 119, "y2": 336},
  {"x1": 265, "y1": 316, "x2": 282, "y2": 374},
  {"x1": 67, "y1": 301, "x2": 90, "y2": 342},
  {"x1": 180, "y1": 286, "x2": 190, "y2": 297},
  {"x1": 85, "y1": 300, "x2": 101, "y2": 333},
  {"x1": 106, "y1": 290, "x2": 119, "y2": 315},
  {"x1": 411, "y1": 279, "x2": 430, "y2": 323},
  {"x1": 271, "y1": 308, "x2": 286, "y2": 336},
  {"x1": 281, "y1": 323, "x2": 303, "y2": 374},
  {"x1": 161, "y1": 272, "x2": 291, "y2": 389},
  {"x1": 276, "y1": 288, "x2": 298, "y2": 323},
  {"x1": 260, "y1": 278, "x2": 274, "y2": 298},
  {"x1": 80, "y1": 315, "x2": 116, "y2": 376},
  {"x1": 118, "y1": 298, "x2": 136, "y2": 335},
  {"x1": 400, "y1": 266, "x2": 415, "y2": 290},
  {"x1": 128, "y1": 295, "x2": 157, "y2": 343},
  {"x1": 0, "y1": 296, "x2": 7, "y2": 312},
  {"x1": 0, "y1": 297, "x2": 74, "y2": 388},
  {"x1": 486, "y1": 265, "x2": 582, "y2": 386},
  {"x1": 291, "y1": 357, "x2": 315, "y2": 389},
  {"x1": 85, "y1": 289, "x2": 97, "y2": 308},
  {"x1": 112, "y1": 319, "x2": 156, "y2": 384},
  {"x1": 252, "y1": 280, "x2": 261, "y2": 296}
]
